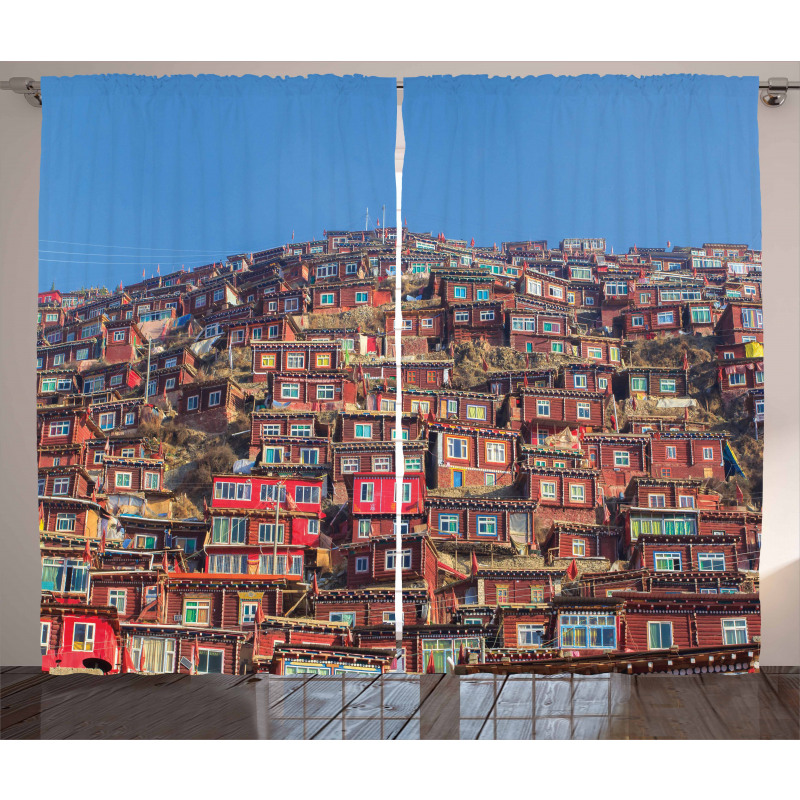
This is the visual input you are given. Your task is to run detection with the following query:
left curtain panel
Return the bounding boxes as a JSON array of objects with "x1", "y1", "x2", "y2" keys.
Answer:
[{"x1": 37, "y1": 74, "x2": 396, "y2": 677}]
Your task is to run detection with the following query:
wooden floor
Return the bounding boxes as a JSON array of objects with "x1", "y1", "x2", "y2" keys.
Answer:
[{"x1": 2, "y1": 667, "x2": 797, "y2": 739}]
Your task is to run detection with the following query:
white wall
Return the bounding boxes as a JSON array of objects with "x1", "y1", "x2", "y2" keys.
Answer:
[{"x1": 1, "y1": 61, "x2": 797, "y2": 665}]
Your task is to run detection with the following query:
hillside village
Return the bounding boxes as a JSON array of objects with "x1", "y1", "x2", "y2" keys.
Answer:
[{"x1": 37, "y1": 229, "x2": 764, "y2": 676}]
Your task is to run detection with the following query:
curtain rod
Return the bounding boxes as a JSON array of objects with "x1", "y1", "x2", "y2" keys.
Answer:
[{"x1": 3, "y1": 76, "x2": 799, "y2": 108}]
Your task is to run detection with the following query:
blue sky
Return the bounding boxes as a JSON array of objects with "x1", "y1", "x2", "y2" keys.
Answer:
[{"x1": 38, "y1": 74, "x2": 397, "y2": 292}]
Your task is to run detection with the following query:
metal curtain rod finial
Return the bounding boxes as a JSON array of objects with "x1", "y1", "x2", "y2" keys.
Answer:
[{"x1": 2, "y1": 76, "x2": 798, "y2": 108}]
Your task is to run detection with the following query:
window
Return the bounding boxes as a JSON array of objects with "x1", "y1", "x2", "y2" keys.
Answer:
[
  {"x1": 240, "y1": 601, "x2": 259, "y2": 624},
  {"x1": 187, "y1": 395, "x2": 199, "y2": 411},
  {"x1": 147, "y1": 380, "x2": 157, "y2": 397},
  {"x1": 394, "y1": 481, "x2": 412, "y2": 504},
  {"x1": 300, "y1": 448, "x2": 319, "y2": 465},
  {"x1": 260, "y1": 354, "x2": 276, "y2": 369},
  {"x1": 543, "y1": 321, "x2": 561, "y2": 334},
  {"x1": 454, "y1": 311, "x2": 469, "y2": 323},
  {"x1": 659, "y1": 379, "x2": 676, "y2": 394},
  {"x1": 355, "y1": 556, "x2": 369, "y2": 573},
  {"x1": 55, "y1": 513, "x2": 76, "y2": 532},
  {"x1": 559, "y1": 614, "x2": 616, "y2": 649},
  {"x1": 164, "y1": 377, "x2": 176, "y2": 391},
  {"x1": 48, "y1": 421, "x2": 70, "y2": 437},
  {"x1": 485, "y1": 442, "x2": 506, "y2": 463},
  {"x1": 691, "y1": 307, "x2": 711, "y2": 323},
  {"x1": 411, "y1": 400, "x2": 430, "y2": 414},
  {"x1": 386, "y1": 549, "x2": 412, "y2": 570},
  {"x1": 541, "y1": 481, "x2": 557, "y2": 500},
  {"x1": 453, "y1": 286, "x2": 467, "y2": 299},
  {"x1": 341, "y1": 457, "x2": 360, "y2": 474},
  {"x1": 665, "y1": 446, "x2": 677, "y2": 460},
  {"x1": 678, "y1": 495, "x2": 695, "y2": 508},
  {"x1": 295, "y1": 485, "x2": 321, "y2": 505},
  {"x1": 208, "y1": 390, "x2": 221, "y2": 407},
  {"x1": 479, "y1": 310, "x2": 495, "y2": 321},
  {"x1": 360, "y1": 483, "x2": 374, "y2": 503},
  {"x1": 372, "y1": 456, "x2": 391, "y2": 472},
  {"x1": 576, "y1": 402, "x2": 591, "y2": 420},
  {"x1": 447, "y1": 437, "x2": 468, "y2": 459},
  {"x1": 315, "y1": 353, "x2": 331, "y2": 368},
  {"x1": 476, "y1": 516, "x2": 497, "y2": 537},
  {"x1": 115, "y1": 472, "x2": 132, "y2": 488},
  {"x1": 258, "y1": 523, "x2": 285, "y2": 543},
  {"x1": 109, "y1": 374, "x2": 123, "y2": 387},
  {"x1": 286, "y1": 353, "x2": 305, "y2": 369},
  {"x1": 517, "y1": 625, "x2": 544, "y2": 647},
  {"x1": 653, "y1": 552, "x2": 682, "y2": 571},
  {"x1": 40, "y1": 622, "x2": 50, "y2": 655},
  {"x1": 657, "y1": 311, "x2": 674, "y2": 325},
  {"x1": 536, "y1": 399, "x2": 550, "y2": 417},
  {"x1": 72, "y1": 622, "x2": 95, "y2": 652},
  {"x1": 281, "y1": 383, "x2": 300, "y2": 399},
  {"x1": 109, "y1": 589, "x2": 127, "y2": 612},
  {"x1": 702, "y1": 447, "x2": 714, "y2": 460},
  {"x1": 587, "y1": 347, "x2": 603, "y2": 360},
  {"x1": 58, "y1": 379, "x2": 73, "y2": 391},
  {"x1": 214, "y1": 481, "x2": 251, "y2": 501},
  {"x1": 572, "y1": 539, "x2": 586, "y2": 557},
  {"x1": 263, "y1": 446, "x2": 284, "y2": 464},
  {"x1": 698, "y1": 552, "x2": 725, "y2": 571},
  {"x1": 41, "y1": 378, "x2": 57, "y2": 393},
  {"x1": 728, "y1": 373, "x2": 745, "y2": 386},
  {"x1": 421, "y1": 317, "x2": 433, "y2": 329},
  {"x1": 722, "y1": 618, "x2": 748, "y2": 645},
  {"x1": 113, "y1": 330, "x2": 126, "y2": 342},
  {"x1": 53, "y1": 353, "x2": 65, "y2": 366},
  {"x1": 197, "y1": 649, "x2": 224, "y2": 674},
  {"x1": 355, "y1": 292, "x2": 369, "y2": 304},
  {"x1": 144, "y1": 472, "x2": 160, "y2": 490},
  {"x1": 648, "y1": 494, "x2": 666, "y2": 508},
  {"x1": 194, "y1": 295, "x2": 206, "y2": 308},
  {"x1": 96, "y1": 411, "x2": 116, "y2": 431},
  {"x1": 613, "y1": 451, "x2": 630, "y2": 468},
  {"x1": 50, "y1": 476, "x2": 70, "y2": 495},
  {"x1": 531, "y1": 586, "x2": 545, "y2": 603},
  {"x1": 631, "y1": 377, "x2": 647, "y2": 393},
  {"x1": 609, "y1": 347, "x2": 620, "y2": 362},
  {"x1": 316, "y1": 383, "x2": 336, "y2": 401},
  {"x1": 405, "y1": 456, "x2": 422, "y2": 472},
  {"x1": 569, "y1": 484, "x2": 585, "y2": 503},
  {"x1": 755, "y1": 371, "x2": 764, "y2": 385},
  {"x1": 648, "y1": 621, "x2": 673, "y2": 649},
  {"x1": 439, "y1": 514, "x2": 459, "y2": 535},
  {"x1": 319, "y1": 293, "x2": 335, "y2": 306},
  {"x1": 184, "y1": 600, "x2": 211, "y2": 626},
  {"x1": 573, "y1": 374, "x2": 587, "y2": 389}
]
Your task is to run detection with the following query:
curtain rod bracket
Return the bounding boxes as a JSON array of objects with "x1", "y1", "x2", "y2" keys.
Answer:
[
  {"x1": 761, "y1": 77, "x2": 788, "y2": 107},
  {"x1": 0, "y1": 77, "x2": 42, "y2": 107}
]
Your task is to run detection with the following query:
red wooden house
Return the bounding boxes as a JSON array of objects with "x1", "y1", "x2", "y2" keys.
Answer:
[
  {"x1": 271, "y1": 371, "x2": 355, "y2": 411},
  {"x1": 104, "y1": 319, "x2": 146, "y2": 364},
  {"x1": 312, "y1": 279, "x2": 391, "y2": 313},
  {"x1": 619, "y1": 367, "x2": 689, "y2": 399},
  {"x1": 447, "y1": 301, "x2": 506, "y2": 345},
  {"x1": 340, "y1": 532, "x2": 439, "y2": 590},
  {"x1": 337, "y1": 410, "x2": 421, "y2": 443},
  {"x1": 648, "y1": 432, "x2": 726, "y2": 481},
  {"x1": 249, "y1": 410, "x2": 328, "y2": 459},
  {"x1": 313, "y1": 587, "x2": 432, "y2": 627},
  {"x1": 558, "y1": 362, "x2": 615, "y2": 394},
  {"x1": 620, "y1": 303, "x2": 684, "y2": 339},
  {"x1": 427, "y1": 422, "x2": 518, "y2": 488},
  {"x1": 521, "y1": 465, "x2": 600, "y2": 525},
  {"x1": 542, "y1": 521, "x2": 621, "y2": 564},
  {"x1": 520, "y1": 387, "x2": 605, "y2": 440},
  {"x1": 571, "y1": 335, "x2": 622, "y2": 366},
  {"x1": 252, "y1": 340, "x2": 342, "y2": 382},
  {"x1": 174, "y1": 379, "x2": 247, "y2": 433},
  {"x1": 425, "y1": 497, "x2": 536, "y2": 550},
  {"x1": 40, "y1": 601, "x2": 120, "y2": 673},
  {"x1": 225, "y1": 315, "x2": 297, "y2": 348},
  {"x1": 717, "y1": 358, "x2": 764, "y2": 399},
  {"x1": 714, "y1": 301, "x2": 763, "y2": 345}
]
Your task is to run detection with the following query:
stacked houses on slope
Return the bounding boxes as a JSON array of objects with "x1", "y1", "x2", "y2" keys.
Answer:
[{"x1": 36, "y1": 232, "x2": 763, "y2": 676}]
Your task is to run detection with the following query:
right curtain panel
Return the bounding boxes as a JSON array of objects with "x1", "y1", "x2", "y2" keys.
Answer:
[{"x1": 402, "y1": 74, "x2": 763, "y2": 674}]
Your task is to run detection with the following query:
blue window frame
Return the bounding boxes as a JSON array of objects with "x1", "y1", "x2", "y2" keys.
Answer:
[
  {"x1": 476, "y1": 515, "x2": 498, "y2": 537},
  {"x1": 559, "y1": 614, "x2": 616, "y2": 649}
]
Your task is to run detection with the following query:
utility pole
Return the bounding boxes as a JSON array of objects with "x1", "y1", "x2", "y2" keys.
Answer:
[
  {"x1": 144, "y1": 338, "x2": 152, "y2": 403},
  {"x1": 365, "y1": 207, "x2": 369, "y2": 232},
  {"x1": 382, "y1": 204, "x2": 386, "y2": 242}
]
